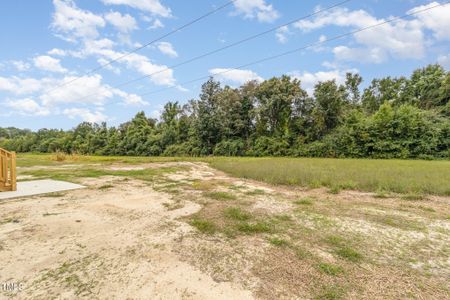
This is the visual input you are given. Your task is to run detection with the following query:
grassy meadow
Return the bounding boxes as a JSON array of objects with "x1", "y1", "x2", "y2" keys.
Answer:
[
  {"x1": 210, "y1": 157, "x2": 450, "y2": 196},
  {"x1": 16, "y1": 154, "x2": 450, "y2": 195}
]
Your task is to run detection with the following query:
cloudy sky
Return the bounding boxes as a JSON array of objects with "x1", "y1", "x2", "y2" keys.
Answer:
[{"x1": 1, "y1": 0, "x2": 449, "y2": 130}]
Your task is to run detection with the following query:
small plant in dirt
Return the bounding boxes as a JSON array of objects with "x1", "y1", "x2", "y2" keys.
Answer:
[
  {"x1": 315, "y1": 284, "x2": 345, "y2": 300},
  {"x1": 0, "y1": 218, "x2": 20, "y2": 225},
  {"x1": 324, "y1": 235, "x2": 346, "y2": 247},
  {"x1": 192, "y1": 180, "x2": 217, "y2": 191},
  {"x1": 295, "y1": 247, "x2": 311, "y2": 259},
  {"x1": 43, "y1": 192, "x2": 66, "y2": 198},
  {"x1": 273, "y1": 214, "x2": 292, "y2": 222},
  {"x1": 417, "y1": 205, "x2": 435, "y2": 212},
  {"x1": 374, "y1": 190, "x2": 391, "y2": 198},
  {"x1": 269, "y1": 237, "x2": 289, "y2": 247},
  {"x1": 328, "y1": 186, "x2": 341, "y2": 194},
  {"x1": 43, "y1": 212, "x2": 60, "y2": 217},
  {"x1": 245, "y1": 189, "x2": 266, "y2": 196},
  {"x1": 294, "y1": 197, "x2": 314, "y2": 205},
  {"x1": 377, "y1": 215, "x2": 425, "y2": 231},
  {"x1": 52, "y1": 151, "x2": 67, "y2": 162},
  {"x1": 228, "y1": 184, "x2": 244, "y2": 191},
  {"x1": 205, "y1": 191, "x2": 237, "y2": 201},
  {"x1": 401, "y1": 193, "x2": 425, "y2": 201},
  {"x1": 317, "y1": 263, "x2": 344, "y2": 276},
  {"x1": 335, "y1": 246, "x2": 362, "y2": 262},
  {"x1": 224, "y1": 207, "x2": 251, "y2": 221},
  {"x1": 190, "y1": 219, "x2": 217, "y2": 234},
  {"x1": 98, "y1": 184, "x2": 113, "y2": 190},
  {"x1": 237, "y1": 221, "x2": 271, "y2": 234}
]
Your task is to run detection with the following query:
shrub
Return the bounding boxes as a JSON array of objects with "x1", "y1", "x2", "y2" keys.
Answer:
[{"x1": 213, "y1": 139, "x2": 245, "y2": 156}]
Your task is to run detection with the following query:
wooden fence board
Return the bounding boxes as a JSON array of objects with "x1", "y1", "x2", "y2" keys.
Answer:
[{"x1": 0, "y1": 148, "x2": 17, "y2": 192}]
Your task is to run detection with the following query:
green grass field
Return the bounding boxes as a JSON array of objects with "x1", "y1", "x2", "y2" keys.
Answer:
[
  {"x1": 16, "y1": 154, "x2": 450, "y2": 195},
  {"x1": 209, "y1": 157, "x2": 450, "y2": 196}
]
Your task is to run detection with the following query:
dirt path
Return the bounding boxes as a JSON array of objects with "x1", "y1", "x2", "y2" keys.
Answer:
[{"x1": 0, "y1": 170, "x2": 253, "y2": 299}]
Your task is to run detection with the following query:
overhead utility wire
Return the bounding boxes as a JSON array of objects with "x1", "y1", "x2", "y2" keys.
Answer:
[
  {"x1": 138, "y1": 1, "x2": 449, "y2": 97},
  {"x1": 44, "y1": 0, "x2": 237, "y2": 94},
  {"x1": 65, "y1": 0, "x2": 353, "y2": 103}
]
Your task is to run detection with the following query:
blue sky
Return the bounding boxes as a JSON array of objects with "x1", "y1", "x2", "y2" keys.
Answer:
[{"x1": 1, "y1": 0, "x2": 449, "y2": 130}]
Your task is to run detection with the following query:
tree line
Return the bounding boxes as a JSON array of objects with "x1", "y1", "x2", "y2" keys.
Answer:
[{"x1": 1, "y1": 64, "x2": 449, "y2": 159}]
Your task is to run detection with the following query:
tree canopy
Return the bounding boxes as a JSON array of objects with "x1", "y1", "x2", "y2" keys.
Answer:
[{"x1": 1, "y1": 64, "x2": 449, "y2": 159}]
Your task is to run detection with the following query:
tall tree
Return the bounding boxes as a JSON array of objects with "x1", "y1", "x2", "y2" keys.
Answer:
[
  {"x1": 255, "y1": 76, "x2": 302, "y2": 137},
  {"x1": 194, "y1": 78, "x2": 223, "y2": 154}
]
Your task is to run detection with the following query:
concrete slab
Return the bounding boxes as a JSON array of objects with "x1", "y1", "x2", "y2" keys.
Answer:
[{"x1": 0, "y1": 180, "x2": 85, "y2": 200}]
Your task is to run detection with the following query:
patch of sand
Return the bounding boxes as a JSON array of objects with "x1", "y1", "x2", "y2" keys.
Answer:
[{"x1": 0, "y1": 174, "x2": 253, "y2": 299}]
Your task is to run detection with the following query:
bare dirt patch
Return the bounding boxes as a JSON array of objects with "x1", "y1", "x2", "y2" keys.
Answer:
[{"x1": 0, "y1": 167, "x2": 252, "y2": 299}]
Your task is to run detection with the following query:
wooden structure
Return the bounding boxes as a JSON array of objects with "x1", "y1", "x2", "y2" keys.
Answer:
[{"x1": 0, "y1": 148, "x2": 16, "y2": 192}]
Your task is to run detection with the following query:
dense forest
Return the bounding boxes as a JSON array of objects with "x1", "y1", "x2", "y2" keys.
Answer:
[{"x1": 1, "y1": 64, "x2": 449, "y2": 159}]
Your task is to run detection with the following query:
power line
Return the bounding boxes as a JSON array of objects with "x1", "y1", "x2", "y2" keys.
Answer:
[
  {"x1": 139, "y1": 1, "x2": 449, "y2": 97},
  {"x1": 59, "y1": 0, "x2": 354, "y2": 104},
  {"x1": 44, "y1": 0, "x2": 237, "y2": 94},
  {"x1": 112, "y1": 0, "x2": 353, "y2": 89}
]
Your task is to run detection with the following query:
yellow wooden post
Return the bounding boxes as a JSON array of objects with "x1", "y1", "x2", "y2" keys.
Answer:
[
  {"x1": 11, "y1": 152, "x2": 17, "y2": 191},
  {"x1": 1, "y1": 153, "x2": 6, "y2": 184},
  {"x1": 0, "y1": 154, "x2": 4, "y2": 182},
  {"x1": 0, "y1": 148, "x2": 17, "y2": 192}
]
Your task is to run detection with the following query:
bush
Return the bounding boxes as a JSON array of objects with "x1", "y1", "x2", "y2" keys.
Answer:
[
  {"x1": 213, "y1": 139, "x2": 245, "y2": 156},
  {"x1": 249, "y1": 136, "x2": 291, "y2": 156}
]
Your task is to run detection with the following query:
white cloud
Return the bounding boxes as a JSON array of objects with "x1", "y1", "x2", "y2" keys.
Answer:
[
  {"x1": 4, "y1": 98, "x2": 50, "y2": 116},
  {"x1": 97, "y1": 58, "x2": 121, "y2": 74},
  {"x1": 40, "y1": 75, "x2": 114, "y2": 106},
  {"x1": 294, "y1": 7, "x2": 377, "y2": 31},
  {"x1": 149, "y1": 18, "x2": 164, "y2": 29},
  {"x1": 33, "y1": 55, "x2": 68, "y2": 73},
  {"x1": 82, "y1": 38, "x2": 116, "y2": 56},
  {"x1": 101, "y1": 0, "x2": 171, "y2": 17},
  {"x1": 289, "y1": 69, "x2": 358, "y2": 95},
  {"x1": 438, "y1": 54, "x2": 450, "y2": 69},
  {"x1": 78, "y1": 39, "x2": 176, "y2": 86},
  {"x1": 0, "y1": 77, "x2": 16, "y2": 92},
  {"x1": 157, "y1": 42, "x2": 178, "y2": 58},
  {"x1": 120, "y1": 53, "x2": 175, "y2": 86},
  {"x1": 48, "y1": 48, "x2": 67, "y2": 56},
  {"x1": 409, "y1": 2, "x2": 450, "y2": 41},
  {"x1": 294, "y1": 6, "x2": 426, "y2": 63},
  {"x1": 275, "y1": 26, "x2": 289, "y2": 44},
  {"x1": 63, "y1": 108, "x2": 107, "y2": 123},
  {"x1": 51, "y1": 0, "x2": 105, "y2": 42},
  {"x1": 11, "y1": 60, "x2": 30, "y2": 71},
  {"x1": 105, "y1": 11, "x2": 137, "y2": 33},
  {"x1": 333, "y1": 46, "x2": 387, "y2": 64},
  {"x1": 0, "y1": 76, "x2": 43, "y2": 95},
  {"x1": 0, "y1": 74, "x2": 150, "y2": 119},
  {"x1": 233, "y1": 0, "x2": 279, "y2": 23},
  {"x1": 114, "y1": 89, "x2": 149, "y2": 106},
  {"x1": 209, "y1": 68, "x2": 263, "y2": 85}
]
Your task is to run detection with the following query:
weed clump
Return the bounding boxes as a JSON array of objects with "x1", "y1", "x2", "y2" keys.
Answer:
[
  {"x1": 269, "y1": 237, "x2": 289, "y2": 247},
  {"x1": 401, "y1": 193, "x2": 425, "y2": 201},
  {"x1": 317, "y1": 263, "x2": 344, "y2": 276},
  {"x1": 224, "y1": 207, "x2": 251, "y2": 221},
  {"x1": 335, "y1": 246, "x2": 362, "y2": 262},
  {"x1": 205, "y1": 191, "x2": 237, "y2": 201},
  {"x1": 237, "y1": 222, "x2": 271, "y2": 234},
  {"x1": 294, "y1": 197, "x2": 314, "y2": 205},
  {"x1": 191, "y1": 219, "x2": 217, "y2": 234}
]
